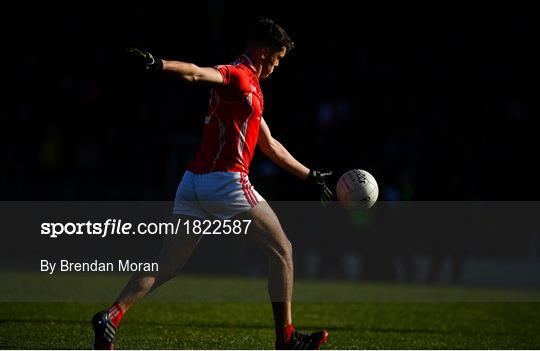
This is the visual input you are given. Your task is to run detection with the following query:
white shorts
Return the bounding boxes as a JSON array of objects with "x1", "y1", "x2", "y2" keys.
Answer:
[{"x1": 173, "y1": 171, "x2": 264, "y2": 219}]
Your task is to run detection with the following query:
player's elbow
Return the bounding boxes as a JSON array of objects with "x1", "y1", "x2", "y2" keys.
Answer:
[
  {"x1": 182, "y1": 64, "x2": 202, "y2": 83},
  {"x1": 260, "y1": 138, "x2": 279, "y2": 157}
]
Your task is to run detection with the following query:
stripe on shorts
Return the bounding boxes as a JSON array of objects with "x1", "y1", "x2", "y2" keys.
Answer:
[{"x1": 240, "y1": 173, "x2": 258, "y2": 207}]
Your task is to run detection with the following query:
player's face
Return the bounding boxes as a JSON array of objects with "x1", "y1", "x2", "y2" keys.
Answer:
[{"x1": 261, "y1": 46, "x2": 287, "y2": 79}]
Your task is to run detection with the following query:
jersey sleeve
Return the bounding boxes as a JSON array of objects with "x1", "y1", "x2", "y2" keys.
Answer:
[{"x1": 214, "y1": 65, "x2": 243, "y2": 88}]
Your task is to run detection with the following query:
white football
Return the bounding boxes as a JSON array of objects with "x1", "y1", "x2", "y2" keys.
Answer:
[{"x1": 336, "y1": 169, "x2": 379, "y2": 209}]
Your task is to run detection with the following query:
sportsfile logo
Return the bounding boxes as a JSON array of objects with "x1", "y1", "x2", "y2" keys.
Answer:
[
  {"x1": 41, "y1": 219, "x2": 252, "y2": 238},
  {"x1": 41, "y1": 219, "x2": 133, "y2": 238}
]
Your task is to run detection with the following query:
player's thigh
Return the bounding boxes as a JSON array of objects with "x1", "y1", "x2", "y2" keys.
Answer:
[
  {"x1": 234, "y1": 201, "x2": 291, "y2": 255},
  {"x1": 156, "y1": 214, "x2": 203, "y2": 268}
]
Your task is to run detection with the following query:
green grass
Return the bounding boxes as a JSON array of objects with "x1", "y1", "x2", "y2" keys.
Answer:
[{"x1": 1, "y1": 273, "x2": 539, "y2": 349}]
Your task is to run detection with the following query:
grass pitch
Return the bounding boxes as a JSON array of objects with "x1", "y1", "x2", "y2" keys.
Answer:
[{"x1": 0, "y1": 273, "x2": 539, "y2": 349}]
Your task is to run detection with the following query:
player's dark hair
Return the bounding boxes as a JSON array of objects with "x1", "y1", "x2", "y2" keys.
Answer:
[{"x1": 247, "y1": 17, "x2": 295, "y2": 52}]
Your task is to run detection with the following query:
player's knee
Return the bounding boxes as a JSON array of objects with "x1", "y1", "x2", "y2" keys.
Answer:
[
  {"x1": 283, "y1": 239, "x2": 293, "y2": 257},
  {"x1": 274, "y1": 239, "x2": 293, "y2": 263}
]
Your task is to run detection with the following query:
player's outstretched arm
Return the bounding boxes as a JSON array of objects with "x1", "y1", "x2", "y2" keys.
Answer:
[
  {"x1": 162, "y1": 60, "x2": 223, "y2": 84},
  {"x1": 257, "y1": 118, "x2": 310, "y2": 179},
  {"x1": 258, "y1": 118, "x2": 333, "y2": 203},
  {"x1": 127, "y1": 47, "x2": 223, "y2": 84}
]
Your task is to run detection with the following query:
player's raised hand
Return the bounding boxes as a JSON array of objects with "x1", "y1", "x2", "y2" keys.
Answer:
[
  {"x1": 307, "y1": 169, "x2": 333, "y2": 205},
  {"x1": 127, "y1": 47, "x2": 163, "y2": 72}
]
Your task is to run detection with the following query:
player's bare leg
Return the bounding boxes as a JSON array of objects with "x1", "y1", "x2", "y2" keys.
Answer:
[
  {"x1": 236, "y1": 202, "x2": 328, "y2": 349},
  {"x1": 115, "y1": 219, "x2": 202, "y2": 312},
  {"x1": 236, "y1": 201, "x2": 293, "y2": 323},
  {"x1": 92, "y1": 215, "x2": 202, "y2": 349}
]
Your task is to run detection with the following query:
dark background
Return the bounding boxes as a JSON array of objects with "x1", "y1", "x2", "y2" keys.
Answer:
[{"x1": 5, "y1": 2, "x2": 539, "y2": 201}]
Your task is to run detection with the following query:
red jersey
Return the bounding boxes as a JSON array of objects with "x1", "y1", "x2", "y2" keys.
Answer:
[{"x1": 188, "y1": 55, "x2": 263, "y2": 174}]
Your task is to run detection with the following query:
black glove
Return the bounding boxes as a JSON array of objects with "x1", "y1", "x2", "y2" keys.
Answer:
[
  {"x1": 127, "y1": 47, "x2": 163, "y2": 72},
  {"x1": 307, "y1": 169, "x2": 333, "y2": 205}
]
